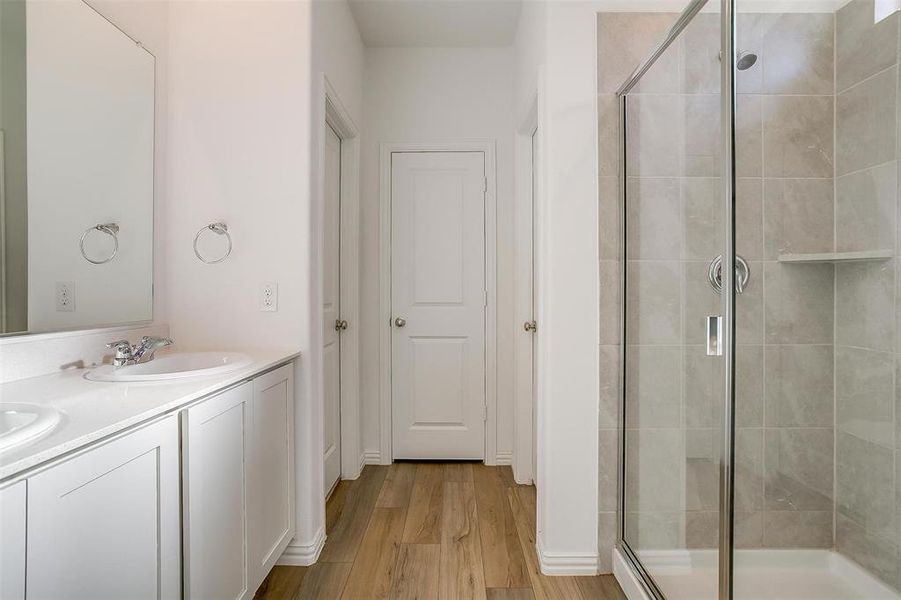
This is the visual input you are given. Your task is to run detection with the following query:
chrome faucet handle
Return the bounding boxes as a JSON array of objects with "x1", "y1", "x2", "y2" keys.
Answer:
[{"x1": 106, "y1": 340, "x2": 135, "y2": 367}]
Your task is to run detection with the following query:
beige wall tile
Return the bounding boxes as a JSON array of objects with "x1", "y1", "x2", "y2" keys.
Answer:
[
  {"x1": 765, "y1": 428, "x2": 834, "y2": 511},
  {"x1": 836, "y1": 513, "x2": 899, "y2": 589},
  {"x1": 624, "y1": 511, "x2": 684, "y2": 550},
  {"x1": 626, "y1": 177, "x2": 682, "y2": 259},
  {"x1": 836, "y1": 66, "x2": 898, "y2": 176},
  {"x1": 763, "y1": 95, "x2": 834, "y2": 178},
  {"x1": 598, "y1": 429, "x2": 618, "y2": 512},
  {"x1": 598, "y1": 94, "x2": 620, "y2": 178},
  {"x1": 736, "y1": 345, "x2": 764, "y2": 427},
  {"x1": 597, "y1": 12, "x2": 681, "y2": 95},
  {"x1": 761, "y1": 13, "x2": 835, "y2": 95},
  {"x1": 626, "y1": 260, "x2": 682, "y2": 344},
  {"x1": 736, "y1": 94, "x2": 763, "y2": 177},
  {"x1": 684, "y1": 94, "x2": 721, "y2": 177},
  {"x1": 763, "y1": 178, "x2": 834, "y2": 259},
  {"x1": 682, "y1": 260, "x2": 720, "y2": 346},
  {"x1": 599, "y1": 176, "x2": 621, "y2": 261},
  {"x1": 836, "y1": 431, "x2": 895, "y2": 538},
  {"x1": 764, "y1": 262, "x2": 835, "y2": 344},
  {"x1": 625, "y1": 428, "x2": 683, "y2": 512},
  {"x1": 599, "y1": 345, "x2": 621, "y2": 430},
  {"x1": 736, "y1": 178, "x2": 764, "y2": 260},
  {"x1": 836, "y1": 161, "x2": 897, "y2": 252},
  {"x1": 764, "y1": 345, "x2": 834, "y2": 427},
  {"x1": 625, "y1": 345, "x2": 681, "y2": 428},
  {"x1": 599, "y1": 260, "x2": 622, "y2": 346},
  {"x1": 763, "y1": 511, "x2": 833, "y2": 548},
  {"x1": 626, "y1": 94, "x2": 685, "y2": 177},
  {"x1": 835, "y1": 260, "x2": 896, "y2": 352},
  {"x1": 684, "y1": 347, "x2": 724, "y2": 428},
  {"x1": 836, "y1": 346, "x2": 895, "y2": 448},
  {"x1": 836, "y1": 0, "x2": 899, "y2": 92},
  {"x1": 683, "y1": 177, "x2": 722, "y2": 260}
]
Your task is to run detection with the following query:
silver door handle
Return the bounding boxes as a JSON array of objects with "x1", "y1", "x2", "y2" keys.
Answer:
[
  {"x1": 394, "y1": 317, "x2": 406, "y2": 328},
  {"x1": 706, "y1": 315, "x2": 723, "y2": 356},
  {"x1": 524, "y1": 320, "x2": 537, "y2": 333}
]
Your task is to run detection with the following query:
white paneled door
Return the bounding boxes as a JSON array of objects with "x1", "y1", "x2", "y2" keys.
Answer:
[
  {"x1": 323, "y1": 124, "x2": 342, "y2": 494},
  {"x1": 391, "y1": 151, "x2": 486, "y2": 459}
]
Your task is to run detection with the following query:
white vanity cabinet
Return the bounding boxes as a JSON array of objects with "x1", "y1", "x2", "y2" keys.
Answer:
[
  {"x1": 183, "y1": 364, "x2": 295, "y2": 600},
  {"x1": 0, "y1": 481, "x2": 26, "y2": 599},
  {"x1": 25, "y1": 415, "x2": 181, "y2": 600}
]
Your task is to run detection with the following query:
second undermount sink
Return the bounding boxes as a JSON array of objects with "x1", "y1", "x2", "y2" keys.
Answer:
[
  {"x1": 85, "y1": 352, "x2": 253, "y2": 382},
  {"x1": 0, "y1": 404, "x2": 61, "y2": 452}
]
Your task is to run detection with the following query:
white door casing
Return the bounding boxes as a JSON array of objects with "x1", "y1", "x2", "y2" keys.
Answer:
[
  {"x1": 390, "y1": 151, "x2": 487, "y2": 460},
  {"x1": 323, "y1": 123, "x2": 342, "y2": 493}
]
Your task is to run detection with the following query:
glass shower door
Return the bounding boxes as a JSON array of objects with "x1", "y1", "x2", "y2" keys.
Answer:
[{"x1": 619, "y1": 4, "x2": 729, "y2": 598}]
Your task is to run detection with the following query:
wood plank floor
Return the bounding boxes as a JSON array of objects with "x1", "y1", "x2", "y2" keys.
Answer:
[{"x1": 255, "y1": 462, "x2": 626, "y2": 600}]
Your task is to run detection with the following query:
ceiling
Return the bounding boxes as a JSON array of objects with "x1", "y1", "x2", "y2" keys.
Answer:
[{"x1": 347, "y1": 0, "x2": 524, "y2": 47}]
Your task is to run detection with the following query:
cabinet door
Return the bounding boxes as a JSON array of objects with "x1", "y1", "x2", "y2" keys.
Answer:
[
  {"x1": 183, "y1": 382, "x2": 253, "y2": 600},
  {"x1": 26, "y1": 416, "x2": 180, "y2": 600},
  {"x1": 0, "y1": 481, "x2": 26, "y2": 600},
  {"x1": 249, "y1": 364, "x2": 295, "y2": 587}
]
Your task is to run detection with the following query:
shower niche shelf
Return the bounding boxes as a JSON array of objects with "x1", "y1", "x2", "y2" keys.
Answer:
[{"x1": 777, "y1": 249, "x2": 893, "y2": 264}]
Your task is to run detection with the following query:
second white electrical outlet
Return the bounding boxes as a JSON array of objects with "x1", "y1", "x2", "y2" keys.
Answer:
[
  {"x1": 56, "y1": 281, "x2": 76, "y2": 312},
  {"x1": 260, "y1": 282, "x2": 278, "y2": 312}
]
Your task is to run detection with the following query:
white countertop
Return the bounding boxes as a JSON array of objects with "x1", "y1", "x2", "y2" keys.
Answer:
[{"x1": 0, "y1": 349, "x2": 300, "y2": 481}]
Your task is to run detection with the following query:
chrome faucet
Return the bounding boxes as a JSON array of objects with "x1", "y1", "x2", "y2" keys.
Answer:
[{"x1": 106, "y1": 336, "x2": 173, "y2": 368}]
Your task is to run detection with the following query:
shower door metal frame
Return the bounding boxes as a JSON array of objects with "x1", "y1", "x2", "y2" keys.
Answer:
[{"x1": 614, "y1": 0, "x2": 738, "y2": 597}]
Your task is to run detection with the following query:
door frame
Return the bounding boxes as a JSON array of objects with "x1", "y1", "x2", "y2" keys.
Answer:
[
  {"x1": 513, "y1": 95, "x2": 539, "y2": 485},
  {"x1": 322, "y1": 76, "x2": 361, "y2": 480},
  {"x1": 378, "y1": 140, "x2": 498, "y2": 465}
]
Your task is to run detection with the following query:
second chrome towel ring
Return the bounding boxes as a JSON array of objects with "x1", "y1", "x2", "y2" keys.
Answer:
[
  {"x1": 80, "y1": 223, "x2": 119, "y2": 265},
  {"x1": 194, "y1": 222, "x2": 232, "y2": 264}
]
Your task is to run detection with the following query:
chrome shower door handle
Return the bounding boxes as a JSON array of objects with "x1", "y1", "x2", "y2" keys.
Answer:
[{"x1": 706, "y1": 315, "x2": 723, "y2": 356}]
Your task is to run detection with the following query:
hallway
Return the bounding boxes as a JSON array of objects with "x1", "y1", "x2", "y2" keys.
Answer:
[{"x1": 255, "y1": 463, "x2": 626, "y2": 599}]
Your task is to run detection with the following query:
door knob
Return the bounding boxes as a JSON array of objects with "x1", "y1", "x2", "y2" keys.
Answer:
[
  {"x1": 335, "y1": 319, "x2": 348, "y2": 331},
  {"x1": 394, "y1": 317, "x2": 406, "y2": 328},
  {"x1": 523, "y1": 320, "x2": 537, "y2": 333}
]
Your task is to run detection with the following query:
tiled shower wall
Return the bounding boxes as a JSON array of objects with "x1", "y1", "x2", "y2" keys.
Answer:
[
  {"x1": 832, "y1": 0, "x2": 900, "y2": 586},
  {"x1": 599, "y1": 1, "x2": 900, "y2": 585}
]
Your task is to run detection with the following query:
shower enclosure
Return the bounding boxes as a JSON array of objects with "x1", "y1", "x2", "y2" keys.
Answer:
[{"x1": 609, "y1": 0, "x2": 901, "y2": 598}]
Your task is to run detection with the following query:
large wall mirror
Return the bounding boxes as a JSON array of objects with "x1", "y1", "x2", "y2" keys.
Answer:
[{"x1": 0, "y1": 0, "x2": 154, "y2": 336}]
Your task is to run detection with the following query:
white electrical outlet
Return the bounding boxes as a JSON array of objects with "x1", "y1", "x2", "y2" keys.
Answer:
[
  {"x1": 56, "y1": 281, "x2": 75, "y2": 312},
  {"x1": 260, "y1": 282, "x2": 278, "y2": 312}
]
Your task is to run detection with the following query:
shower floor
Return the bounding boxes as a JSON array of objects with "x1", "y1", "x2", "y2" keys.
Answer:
[{"x1": 613, "y1": 547, "x2": 900, "y2": 600}]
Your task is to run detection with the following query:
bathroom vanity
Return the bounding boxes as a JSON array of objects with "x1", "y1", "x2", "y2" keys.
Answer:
[{"x1": 0, "y1": 350, "x2": 299, "y2": 600}]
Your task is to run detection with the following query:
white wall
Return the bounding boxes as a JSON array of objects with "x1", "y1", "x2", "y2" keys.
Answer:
[
  {"x1": 513, "y1": 0, "x2": 601, "y2": 573},
  {"x1": 310, "y1": 0, "x2": 365, "y2": 479},
  {"x1": 359, "y1": 46, "x2": 516, "y2": 464},
  {"x1": 164, "y1": 0, "x2": 321, "y2": 564}
]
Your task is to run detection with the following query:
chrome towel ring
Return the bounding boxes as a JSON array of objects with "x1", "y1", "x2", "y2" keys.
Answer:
[
  {"x1": 708, "y1": 254, "x2": 750, "y2": 294},
  {"x1": 193, "y1": 222, "x2": 232, "y2": 264},
  {"x1": 79, "y1": 223, "x2": 119, "y2": 265}
]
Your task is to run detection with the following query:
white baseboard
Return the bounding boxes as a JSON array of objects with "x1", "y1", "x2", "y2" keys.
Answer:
[
  {"x1": 362, "y1": 450, "x2": 381, "y2": 465},
  {"x1": 613, "y1": 547, "x2": 651, "y2": 600},
  {"x1": 276, "y1": 526, "x2": 326, "y2": 566},
  {"x1": 536, "y1": 541, "x2": 599, "y2": 576},
  {"x1": 495, "y1": 451, "x2": 513, "y2": 465}
]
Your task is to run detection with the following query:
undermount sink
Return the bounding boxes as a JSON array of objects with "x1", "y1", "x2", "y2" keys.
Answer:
[
  {"x1": 85, "y1": 352, "x2": 253, "y2": 382},
  {"x1": 0, "y1": 404, "x2": 61, "y2": 452}
]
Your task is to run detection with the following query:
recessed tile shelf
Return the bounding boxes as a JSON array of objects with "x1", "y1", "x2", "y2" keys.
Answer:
[{"x1": 777, "y1": 249, "x2": 894, "y2": 264}]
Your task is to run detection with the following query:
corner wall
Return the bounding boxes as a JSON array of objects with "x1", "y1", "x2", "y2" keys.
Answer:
[{"x1": 359, "y1": 46, "x2": 517, "y2": 465}]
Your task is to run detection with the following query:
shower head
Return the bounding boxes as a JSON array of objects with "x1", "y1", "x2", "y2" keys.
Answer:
[{"x1": 736, "y1": 51, "x2": 758, "y2": 71}]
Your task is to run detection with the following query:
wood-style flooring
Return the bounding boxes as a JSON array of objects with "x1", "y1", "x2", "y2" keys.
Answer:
[{"x1": 254, "y1": 462, "x2": 626, "y2": 600}]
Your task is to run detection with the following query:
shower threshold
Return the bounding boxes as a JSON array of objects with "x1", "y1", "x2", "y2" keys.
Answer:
[{"x1": 613, "y1": 546, "x2": 900, "y2": 600}]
